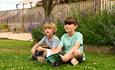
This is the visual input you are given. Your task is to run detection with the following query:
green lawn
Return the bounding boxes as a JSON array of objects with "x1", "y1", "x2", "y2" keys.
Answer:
[{"x1": 0, "y1": 39, "x2": 115, "y2": 70}]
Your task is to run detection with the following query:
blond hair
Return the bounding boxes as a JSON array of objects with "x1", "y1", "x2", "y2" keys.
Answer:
[{"x1": 43, "y1": 22, "x2": 57, "y2": 34}]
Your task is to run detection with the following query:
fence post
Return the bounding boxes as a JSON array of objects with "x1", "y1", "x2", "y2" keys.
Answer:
[{"x1": 94, "y1": 0, "x2": 101, "y2": 13}]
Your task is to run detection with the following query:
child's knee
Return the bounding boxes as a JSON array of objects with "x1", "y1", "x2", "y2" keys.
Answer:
[
  {"x1": 73, "y1": 50, "x2": 82, "y2": 57},
  {"x1": 61, "y1": 54, "x2": 72, "y2": 62},
  {"x1": 62, "y1": 56, "x2": 68, "y2": 62}
]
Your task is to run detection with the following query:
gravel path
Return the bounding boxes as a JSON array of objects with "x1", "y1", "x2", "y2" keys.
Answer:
[{"x1": 0, "y1": 32, "x2": 33, "y2": 41}]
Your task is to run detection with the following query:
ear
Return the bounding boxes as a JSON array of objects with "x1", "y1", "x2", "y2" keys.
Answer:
[
  {"x1": 52, "y1": 28, "x2": 56, "y2": 33},
  {"x1": 75, "y1": 25, "x2": 78, "y2": 29},
  {"x1": 53, "y1": 29, "x2": 56, "y2": 34}
]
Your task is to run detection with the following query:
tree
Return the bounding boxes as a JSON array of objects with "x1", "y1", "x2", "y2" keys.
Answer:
[
  {"x1": 41, "y1": 0, "x2": 60, "y2": 19},
  {"x1": 36, "y1": 0, "x2": 87, "y2": 19}
]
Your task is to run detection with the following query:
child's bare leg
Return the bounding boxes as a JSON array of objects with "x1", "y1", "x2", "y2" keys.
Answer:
[
  {"x1": 60, "y1": 49, "x2": 82, "y2": 64},
  {"x1": 60, "y1": 52, "x2": 73, "y2": 62},
  {"x1": 70, "y1": 49, "x2": 83, "y2": 65},
  {"x1": 73, "y1": 49, "x2": 82, "y2": 57}
]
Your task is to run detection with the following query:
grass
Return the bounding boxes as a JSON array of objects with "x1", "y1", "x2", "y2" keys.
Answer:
[{"x1": 0, "y1": 39, "x2": 115, "y2": 70}]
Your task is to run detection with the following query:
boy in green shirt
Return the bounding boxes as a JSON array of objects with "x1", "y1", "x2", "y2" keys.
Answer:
[{"x1": 50, "y1": 17, "x2": 85, "y2": 66}]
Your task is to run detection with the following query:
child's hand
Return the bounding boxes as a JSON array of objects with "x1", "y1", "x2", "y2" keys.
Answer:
[{"x1": 37, "y1": 47, "x2": 46, "y2": 51}]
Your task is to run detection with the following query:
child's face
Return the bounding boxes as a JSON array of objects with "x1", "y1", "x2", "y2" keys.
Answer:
[
  {"x1": 64, "y1": 23, "x2": 77, "y2": 33},
  {"x1": 44, "y1": 27, "x2": 54, "y2": 36}
]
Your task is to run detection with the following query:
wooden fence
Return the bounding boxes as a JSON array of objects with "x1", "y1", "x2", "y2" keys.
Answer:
[{"x1": 0, "y1": 0, "x2": 114, "y2": 32}]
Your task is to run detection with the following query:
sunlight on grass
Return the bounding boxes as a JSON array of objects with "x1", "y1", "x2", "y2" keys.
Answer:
[
  {"x1": 0, "y1": 39, "x2": 33, "y2": 48},
  {"x1": 0, "y1": 39, "x2": 115, "y2": 70}
]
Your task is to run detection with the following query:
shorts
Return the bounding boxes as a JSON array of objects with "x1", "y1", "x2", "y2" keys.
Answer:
[
  {"x1": 76, "y1": 55, "x2": 83, "y2": 63},
  {"x1": 32, "y1": 50, "x2": 44, "y2": 60}
]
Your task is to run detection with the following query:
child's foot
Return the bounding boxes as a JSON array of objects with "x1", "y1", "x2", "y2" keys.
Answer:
[
  {"x1": 37, "y1": 56, "x2": 46, "y2": 63},
  {"x1": 71, "y1": 58, "x2": 79, "y2": 66}
]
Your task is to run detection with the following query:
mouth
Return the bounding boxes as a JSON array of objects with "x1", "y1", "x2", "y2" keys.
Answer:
[
  {"x1": 45, "y1": 32, "x2": 50, "y2": 34},
  {"x1": 46, "y1": 32, "x2": 49, "y2": 33}
]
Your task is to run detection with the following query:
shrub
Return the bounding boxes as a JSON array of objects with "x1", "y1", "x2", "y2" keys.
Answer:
[
  {"x1": 0, "y1": 23, "x2": 9, "y2": 32},
  {"x1": 72, "y1": 11, "x2": 115, "y2": 46},
  {"x1": 31, "y1": 26, "x2": 44, "y2": 42},
  {"x1": 28, "y1": 22, "x2": 44, "y2": 42},
  {"x1": 55, "y1": 22, "x2": 65, "y2": 39}
]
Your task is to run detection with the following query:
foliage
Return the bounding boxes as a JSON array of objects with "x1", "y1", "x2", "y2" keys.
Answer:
[
  {"x1": 36, "y1": 0, "x2": 82, "y2": 19},
  {"x1": 55, "y1": 22, "x2": 65, "y2": 39},
  {"x1": 31, "y1": 26, "x2": 44, "y2": 42},
  {"x1": 37, "y1": 0, "x2": 60, "y2": 17},
  {"x1": 0, "y1": 23, "x2": 9, "y2": 32},
  {"x1": 72, "y1": 11, "x2": 115, "y2": 46}
]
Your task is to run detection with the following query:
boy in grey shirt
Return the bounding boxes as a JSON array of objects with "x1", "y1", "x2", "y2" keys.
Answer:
[{"x1": 31, "y1": 22, "x2": 60, "y2": 62}]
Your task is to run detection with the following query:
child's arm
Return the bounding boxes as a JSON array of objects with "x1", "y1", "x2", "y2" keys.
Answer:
[
  {"x1": 31, "y1": 42, "x2": 41, "y2": 55},
  {"x1": 33, "y1": 42, "x2": 40, "y2": 49},
  {"x1": 68, "y1": 42, "x2": 81, "y2": 54},
  {"x1": 31, "y1": 36, "x2": 46, "y2": 53},
  {"x1": 51, "y1": 46, "x2": 62, "y2": 54},
  {"x1": 37, "y1": 46, "x2": 47, "y2": 51},
  {"x1": 69, "y1": 33, "x2": 83, "y2": 54}
]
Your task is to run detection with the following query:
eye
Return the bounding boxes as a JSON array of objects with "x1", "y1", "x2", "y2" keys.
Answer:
[{"x1": 64, "y1": 22, "x2": 73, "y2": 25}]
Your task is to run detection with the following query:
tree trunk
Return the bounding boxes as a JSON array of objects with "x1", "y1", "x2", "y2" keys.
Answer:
[{"x1": 42, "y1": 0, "x2": 54, "y2": 21}]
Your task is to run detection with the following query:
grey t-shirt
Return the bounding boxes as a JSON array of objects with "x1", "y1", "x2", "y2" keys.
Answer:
[{"x1": 39, "y1": 35, "x2": 60, "y2": 48}]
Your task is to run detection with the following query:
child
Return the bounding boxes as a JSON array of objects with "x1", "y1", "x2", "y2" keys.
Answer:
[
  {"x1": 31, "y1": 22, "x2": 60, "y2": 62},
  {"x1": 50, "y1": 17, "x2": 85, "y2": 66}
]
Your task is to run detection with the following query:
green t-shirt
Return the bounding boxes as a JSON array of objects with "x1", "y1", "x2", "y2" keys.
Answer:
[{"x1": 59, "y1": 32, "x2": 83, "y2": 54}]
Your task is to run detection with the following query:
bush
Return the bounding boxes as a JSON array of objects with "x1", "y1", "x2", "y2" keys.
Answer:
[
  {"x1": 0, "y1": 23, "x2": 9, "y2": 32},
  {"x1": 55, "y1": 22, "x2": 65, "y2": 39},
  {"x1": 72, "y1": 11, "x2": 115, "y2": 46},
  {"x1": 31, "y1": 26, "x2": 44, "y2": 42}
]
